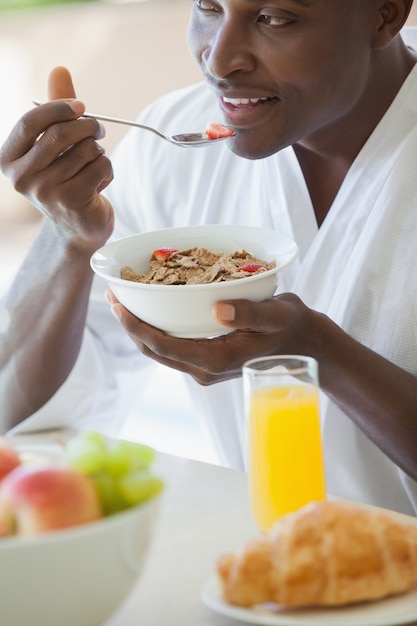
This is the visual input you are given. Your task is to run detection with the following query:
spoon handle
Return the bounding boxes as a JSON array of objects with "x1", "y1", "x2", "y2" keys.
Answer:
[
  {"x1": 31, "y1": 99, "x2": 167, "y2": 140},
  {"x1": 82, "y1": 113, "x2": 167, "y2": 140}
]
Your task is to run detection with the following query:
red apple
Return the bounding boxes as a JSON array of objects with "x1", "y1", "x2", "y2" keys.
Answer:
[
  {"x1": 0, "y1": 437, "x2": 21, "y2": 482},
  {"x1": 0, "y1": 465, "x2": 102, "y2": 537}
]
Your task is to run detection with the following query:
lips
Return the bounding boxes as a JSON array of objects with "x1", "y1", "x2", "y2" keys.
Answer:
[{"x1": 219, "y1": 95, "x2": 279, "y2": 128}]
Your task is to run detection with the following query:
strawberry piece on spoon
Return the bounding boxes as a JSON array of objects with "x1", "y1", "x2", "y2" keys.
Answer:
[{"x1": 205, "y1": 123, "x2": 235, "y2": 140}]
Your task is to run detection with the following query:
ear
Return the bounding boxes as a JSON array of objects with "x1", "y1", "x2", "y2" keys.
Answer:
[{"x1": 372, "y1": 0, "x2": 413, "y2": 48}]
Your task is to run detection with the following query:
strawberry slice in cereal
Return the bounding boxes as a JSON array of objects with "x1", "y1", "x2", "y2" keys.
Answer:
[
  {"x1": 238, "y1": 263, "x2": 269, "y2": 274},
  {"x1": 205, "y1": 123, "x2": 235, "y2": 140},
  {"x1": 152, "y1": 247, "x2": 178, "y2": 262}
]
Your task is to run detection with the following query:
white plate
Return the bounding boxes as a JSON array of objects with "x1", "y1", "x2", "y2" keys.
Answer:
[{"x1": 202, "y1": 576, "x2": 417, "y2": 626}]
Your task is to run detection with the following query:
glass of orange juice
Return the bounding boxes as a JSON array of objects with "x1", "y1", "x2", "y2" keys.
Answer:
[{"x1": 242, "y1": 355, "x2": 326, "y2": 532}]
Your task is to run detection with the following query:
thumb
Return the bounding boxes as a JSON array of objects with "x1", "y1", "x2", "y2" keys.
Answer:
[
  {"x1": 47, "y1": 66, "x2": 77, "y2": 101},
  {"x1": 213, "y1": 294, "x2": 300, "y2": 332},
  {"x1": 213, "y1": 299, "x2": 266, "y2": 330}
]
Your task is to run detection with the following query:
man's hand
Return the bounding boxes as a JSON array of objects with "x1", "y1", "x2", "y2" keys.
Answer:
[
  {"x1": 105, "y1": 290, "x2": 314, "y2": 385},
  {"x1": 0, "y1": 66, "x2": 114, "y2": 253}
]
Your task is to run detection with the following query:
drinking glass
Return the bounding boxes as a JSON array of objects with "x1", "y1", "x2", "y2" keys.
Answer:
[{"x1": 242, "y1": 355, "x2": 326, "y2": 532}]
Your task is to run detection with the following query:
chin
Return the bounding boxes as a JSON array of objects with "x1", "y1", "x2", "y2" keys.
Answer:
[{"x1": 227, "y1": 134, "x2": 283, "y2": 161}]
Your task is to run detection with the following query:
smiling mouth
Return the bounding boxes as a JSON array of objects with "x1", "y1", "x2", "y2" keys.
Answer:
[{"x1": 222, "y1": 96, "x2": 275, "y2": 106}]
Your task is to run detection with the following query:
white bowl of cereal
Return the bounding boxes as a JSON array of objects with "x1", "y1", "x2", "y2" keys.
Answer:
[{"x1": 90, "y1": 225, "x2": 298, "y2": 338}]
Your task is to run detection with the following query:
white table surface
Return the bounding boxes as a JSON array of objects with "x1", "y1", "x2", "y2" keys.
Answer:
[
  {"x1": 105, "y1": 449, "x2": 258, "y2": 626},
  {"x1": 9, "y1": 431, "x2": 417, "y2": 626}
]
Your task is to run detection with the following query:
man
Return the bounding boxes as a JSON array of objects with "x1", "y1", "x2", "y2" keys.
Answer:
[{"x1": 1, "y1": 0, "x2": 417, "y2": 514}]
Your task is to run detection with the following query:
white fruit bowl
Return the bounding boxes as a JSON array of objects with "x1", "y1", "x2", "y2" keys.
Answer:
[
  {"x1": 90, "y1": 224, "x2": 298, "y2": 338},
  {"x1": 0, "y1": 494, "x2": 159, "y2": 626}
]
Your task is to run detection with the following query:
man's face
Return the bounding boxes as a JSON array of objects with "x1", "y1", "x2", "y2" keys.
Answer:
[{"x1": 187, "y1": 0, "x2": 379, "y2": 159}]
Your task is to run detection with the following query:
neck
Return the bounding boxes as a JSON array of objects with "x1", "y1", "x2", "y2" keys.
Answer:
[{"x1": 294, "y1": 39, "x2": 417, "y2": 226}]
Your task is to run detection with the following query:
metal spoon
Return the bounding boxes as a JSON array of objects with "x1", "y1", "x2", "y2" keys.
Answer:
[{"x1": 32, "y1": 99, "x2": 235, "y2": 147}]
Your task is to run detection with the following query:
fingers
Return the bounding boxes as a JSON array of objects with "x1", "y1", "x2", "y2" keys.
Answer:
[
  {"x1": 28, "y1": 113, "x2": 104, "y2": 171},
  {"x1": 105, "y1": 293, "x2": 312, "y2": 388},
  {"x1": 0, "y1": 100, "x2": 85, "y2": 168},
  {"x1": 29, "y1": 140, "x2": 113, "y2": 210},
  {"x1": 105, "y1": 290, "x2": 262, "y2": 384},
  {"x1": 1, "y1": 66, "x2": 83, "y2": 168},
  {"x1": 48, "y1": 66, "x2": 77, "y2": 101},
  {"x1": 0, "y1": 118, "x2": 108, "y2": 210},
  {"x1": 0, "y1": 95, "x2": 108, "y2": 205}
]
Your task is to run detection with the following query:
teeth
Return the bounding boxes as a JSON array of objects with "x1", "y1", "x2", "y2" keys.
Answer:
[{"x1": 223, "y1": 96, "x2": 269, "y2": 105}]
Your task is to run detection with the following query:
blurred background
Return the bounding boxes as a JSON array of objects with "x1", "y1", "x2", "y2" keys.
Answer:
[{"x1": 1, "y1": 0, "x2": 416, "y2": 461}]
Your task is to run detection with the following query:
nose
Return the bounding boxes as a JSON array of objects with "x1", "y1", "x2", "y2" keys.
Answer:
[{"x1": 201, "y1": 20, "x2": 256, "y2": 79}]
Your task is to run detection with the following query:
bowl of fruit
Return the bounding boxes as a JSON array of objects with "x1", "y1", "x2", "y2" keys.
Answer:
[
  {"x1": 90, "y1": 224, "x2": 298, "y2": 338},
  {"x1": 0, "y1": 432, "x2": 163, "y2": 626}
]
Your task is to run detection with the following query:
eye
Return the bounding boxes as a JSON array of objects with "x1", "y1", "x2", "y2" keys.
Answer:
[
  {"x1": 257, "y1": 13, "x2": 293, "y2": 27},
  {"x1": 194, "y1": 0, "x2": 220, "y2": 13}
]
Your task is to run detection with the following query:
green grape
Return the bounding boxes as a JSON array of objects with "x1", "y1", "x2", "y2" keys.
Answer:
[
  {"x1": 64, "y1": 431, "x2": 162, "y2": 516},
  {"x1": 119, "y1": 468, "x2": 164, "y2": 506},
  {"x1": 78, "y1": 431, "x2": 107, "y2": 449},
  {"x1": 106, "y1": 440, "x2": 155, "y2": 477},
  {"x1": 65, "y1": 432, "x2": 107, "y2": 475},
  {"x1": 127, "y1": 441, "x2": 156, "y2": 468},
  {"x1": 91, "y1": 471, "x2": 128, "y2": 516}
]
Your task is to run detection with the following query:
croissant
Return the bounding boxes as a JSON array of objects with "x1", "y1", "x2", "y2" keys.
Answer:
[{"x1": 217, "y1": 500, "x2": 417, "y2": 608}]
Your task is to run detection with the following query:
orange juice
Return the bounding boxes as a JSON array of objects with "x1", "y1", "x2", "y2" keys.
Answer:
[{"x1": 248, "y1": 384, "x2": 326, "y2": 532}]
